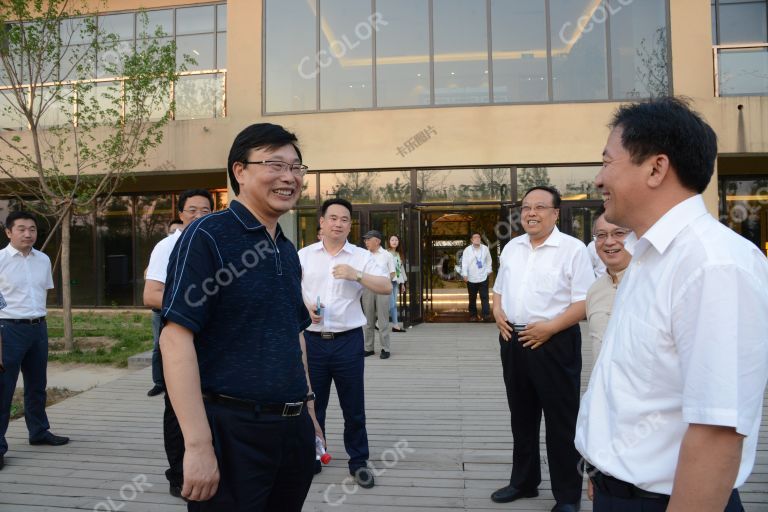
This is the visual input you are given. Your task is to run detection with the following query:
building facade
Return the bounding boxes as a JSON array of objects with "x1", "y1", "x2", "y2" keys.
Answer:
[{"x1": 1, "y1": 0, "x2": 767, "y2": 322}]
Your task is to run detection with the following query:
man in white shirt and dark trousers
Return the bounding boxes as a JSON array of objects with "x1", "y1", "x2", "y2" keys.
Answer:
[
  {"x1": 461, "y1": 232, "x2": 493, "y2": 322},
  {"x1": 361, "y1": 230, "x2": 395, "y2": 359},
  {"x1": 299, "y1": 198, "x2": 391, "y2": 488},
  {"x1": 142, "y1": 188, "x2": 213, "y2": 498},
  {"x1": 576, "y1": 98, "x2": 768, "y2": 511},
  {"x1": 491, "y1": 186, "x2": 595, "y2": 512},
  {"x1": 0, "y1": 211, "x2": 69, "y2": 471}
]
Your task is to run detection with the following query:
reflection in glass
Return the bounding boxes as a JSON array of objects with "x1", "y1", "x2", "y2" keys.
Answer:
[
  {"x1": 610, "y1": 0, "x2": 668, "y2": 99},
  {"x1": 298, "y1": 210, "x2": 320, "y2": 250},
  {"x1": 38, "y1": 86, "x2": 73, "y2": 128},
  {"x1": 217, "y1": 5, "x2": 228, "y2": 32},
  {"x1": 433, "y1": 0, "x2": 489, "y2": 105},
  {"x1": 720, "y1": 178, "x2": 768, "y2": 252},
  {"x1": 320, "y1": 171, "x2": 411, "y2": 204},
  {"x1": 98, "y1": 40, "x2": 133, "y2": 78},
  {"x1": 517, "y1": 166, "x2": 601, "y2": 200},
  {"x1": 299, "y1": 173, "x2": 318, "y2": 206},
  {"x1": 0, "y1": 90, "x2": 27, "y2": 130},
  {"x1": 142, "y1": 9, "x2": 173, "y2": 37},
  {"x1": 718, "y1": 48, "x2": 768, "y2": 96},
  {"x1": 177, "y1": 34, "x2": 215, "y2": 70},
  {"x1": 100, "y1": 195, "x2": 134, "y2": 306},
  {"x1": 176, "y1": 5, "x2": 215, "y2": 35},
  {"x1": 550, "y1": 0, "x2": 608, "y2": 101},
  {"x1": 319, "y1": 0, "x2": 373, "y2": 110},
  {"x1": 376, "y1": 0, "x2": 430, "y2": 107},
  {"x1": 80, "y1": 82, "x2": 121, "y2": 124},
  {"x1": 492, "y1": 0, "x2": 548, "y2": 102},
  {"x1": 175, "y1": 74, "x2": 225, "y2": 119},
  {"x1": 99, "y1": 13, "x2": 135, "y2": 41},
  {"x1": 416, "y1": 168, "x2": 509, "y2": 202},
  {"x1": 217, "y1": 33, "x2": 227, "y2": 68},
  {"x1": 70, "y1": 212, "x2": 96, "y2": 305},
  {"x1": 136, "y1": 194, "x2": 174, "y2": 297},
  {"x1": 265, "y1": 0, "x2": 317, "y2": 112},
  {"x1": 718, "y1": 1, "x2": 767, "y2": 44}
]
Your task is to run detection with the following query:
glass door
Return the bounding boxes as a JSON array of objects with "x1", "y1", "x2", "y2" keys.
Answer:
[
  {"x1": 401, "y1": 204, "x2": 424, "y2": 325},
  {"x1": 560, "y1": 201, "x2": 603, "y2": 245}
]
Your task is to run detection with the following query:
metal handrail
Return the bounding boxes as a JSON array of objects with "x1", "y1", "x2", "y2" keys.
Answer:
[{"x1": 712, "y1": 43, "x2": 768, "y2": 97}]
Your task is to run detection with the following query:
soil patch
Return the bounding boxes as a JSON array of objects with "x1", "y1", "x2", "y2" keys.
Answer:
[
  {"x1": 10, "y1": 387, "x2": 80, "y2": 420},
  {"x1": 48, "y1": 336, "x2": 119, "y2": 353}
]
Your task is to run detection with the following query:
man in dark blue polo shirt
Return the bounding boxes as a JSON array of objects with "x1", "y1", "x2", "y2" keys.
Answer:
[{"x1": 160, "y1": 123, "x2": 323, "y2": 511}]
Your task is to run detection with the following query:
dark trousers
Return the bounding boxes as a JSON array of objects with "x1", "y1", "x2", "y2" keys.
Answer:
[
  {"x1": 163, "y1": 394, "x2": 184, "y2": 487},
  {"x1": 499, "y1": 324, "x2": 582, "y2": 504},
  {"x1": 306, "y1": 328, "x2": 369, "y2": 472},
  {"x1": 187, "y1": 401, "x2": 315, "y2": 512},
  {"x1": 467, "y1": 278, "x2": 490, "y2": 317},
  {"x1": 150, "y1": 310, "x2": 164, "y2": 387},
  {"x1": 593, "y1": 487, "x2": 744, "y2": 511},
  {"x1": 0, "y1": 321, "x2": 51, "y2": 454}
]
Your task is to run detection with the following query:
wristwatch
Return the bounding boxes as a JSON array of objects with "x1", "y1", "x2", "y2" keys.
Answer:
[
  {"x1": 306, "y1": 392, "x2": 316, "y2": 402},
  {"x1": 355, "y1": 271, "x2": 363, "y2": 282}
]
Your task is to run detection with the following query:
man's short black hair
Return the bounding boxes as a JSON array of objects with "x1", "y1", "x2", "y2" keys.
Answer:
[
  {"x1": 169, "y1": 219, "x2": 183, "y2": 228},
  {"x1": 227, "y1": 123, "x2": 303, "y2": 196},
  {"x1": 321, "y1": 198, "x2": 353, "y2": 217},
  {"x1": 523, "y1": 186, "x2": 561, "y2": 208},
  {"x1": 471, "y1": 232, "x2": 482, "y2": 238},
  {"x1": 178, "y1": 189, "x2": 214, "y2": 213},
  {"x1": 610, "y1": 97, "x2": 718, "y2": 194},
  {"x1": 5, "y1": 211, "x2": 37, "y2": 230}
]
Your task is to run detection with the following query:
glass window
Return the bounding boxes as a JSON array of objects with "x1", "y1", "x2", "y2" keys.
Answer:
[
  {"x1": 718, "y1": 0, "x2": 767, "y2": 44},
  {"x1": 416, "y1": 168, "x2": 509, "y2": 202},
  {"x1": 70, "y1": 212, "x2": 96, "y2": 305},
  {"x1": 609, "y1": 0, "x2": 669, "y2": 99},
  {"x1": 299, "y1": 174, "x2": 318, "y2": 206},
  {"x1": 177, "y1": 34, "x2": 215, "y2": 71},
  {"x1": 264, "y1": 0, "x2": 317, "y2": 112},
  {"x1": 297, "y1": 210, "x2": 320, "y2": 250},
  {"x1": 319, "y1": 0, "x2": 373, "y2": 110},
  {"x1": 38, "y1": 86, "x2": 72, "y2": 128},
  {"x1": 175, "y1": 74, "x2": 224, "y2": 119},
  {"x1": 99, "y1": 13, "x2": 135, "y2": 41},
  {"x1": 320, "y1": 171, "x2": 411, "y2": 203},
  {"x1": 720, "y1": 178, "x2": 768, "y2": 252},
  {"x1": 718, "y1": 47, "x2": 768, "y2": 95},
  {"x1": 80, "y1": 82, "x2": 122, "y2": 123},
  {"x1": 517, "y1": 166, "x2": 601, "y2": 200},
  {"x1": 376, "y1": 0, "x2": 430, "y2": 107},
  {"x1": 492, "y1": 0, "x2": 548, "y2": 103},
  {"x1": 97, "y1": 40, "x2": 133, "y2": 78},
  {"x1": 100, "y1": 195, "x2": 134, "y2": 306},
  {"x1": 550, "y1": 0, "x2": 608, "y2": 101},
  {"x1": 433, "y1": 0, "x2": 489, "y2": 105},
  {"x1": 711, "y1": 1, "x2": 717, "y2": 44},
  {"x1": 60, "y1": 16, "x2": 96, "y2": 45},
  {"x1": 0, "y1": 90, "x2": 27, "y2": 130},
  {"x1": 176, "y1": 5, "x2": 215, "y2": 35},
  {"x1": 217, "y1": 5, "x2": 227, "y2": 32},
  {"x1": 141, "y1": 9, "x2": 173, "y2": 38},
  {"x1": 217, "y1": 33, "x2": 227, "y2": 68}
]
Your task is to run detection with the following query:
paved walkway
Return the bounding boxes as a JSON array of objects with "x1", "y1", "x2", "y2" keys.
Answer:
[{"x1": 0, "y1": 324, "x2": 766, "y2": 511}]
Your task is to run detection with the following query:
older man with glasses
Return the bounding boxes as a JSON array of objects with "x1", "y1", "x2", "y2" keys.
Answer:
[{"x1": 585, "y1": 207, "x2": 632, "y2": 365}]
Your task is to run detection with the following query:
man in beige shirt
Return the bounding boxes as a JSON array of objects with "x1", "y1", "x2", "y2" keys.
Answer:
[{"x1": 586, "y1": 209, "x2": 632, "y2": 364}]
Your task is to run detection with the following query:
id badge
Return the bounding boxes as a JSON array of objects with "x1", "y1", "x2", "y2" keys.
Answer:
[{"x1": 475, "y1": 259, "x2": 483, "y2": 269}]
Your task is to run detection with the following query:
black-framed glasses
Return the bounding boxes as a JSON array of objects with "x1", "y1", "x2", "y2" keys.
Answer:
[
  {"x1": 593, "y1": 229, "x2": 631, "y2": 242},
  {"x1": 520, "y1": 204, "x2": 557, "y2": 214},
  {"x1": 244, "y1": 160, "x2": 309, "y2": 177}
]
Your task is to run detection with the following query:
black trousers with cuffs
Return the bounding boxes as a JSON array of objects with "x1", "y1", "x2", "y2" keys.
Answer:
[{"x1": 499, "y1": 323, "x2": 583, "y2": 504}]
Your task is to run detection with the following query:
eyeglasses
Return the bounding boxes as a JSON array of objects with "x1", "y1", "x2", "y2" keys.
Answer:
[
  {"x1": 183, "y1": 208, "x2": 211, "y2": 215},
  {"x1": 244, "y1": 160, "x2": 309, "y2": 177},
  {"x1": 520, "y1": 205, "x2": 557, "y2": 214},
  {"x1": 593, "y1": 229, "x2": 631, "y2": 242}
]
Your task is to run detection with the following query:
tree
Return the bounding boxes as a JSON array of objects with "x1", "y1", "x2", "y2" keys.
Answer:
[
  {"x1": 517, "y1": 167, "x2": 551, "y2": 195},
  {"x1": 0, "y1": 0, "x2": 184, "y2": 349}
]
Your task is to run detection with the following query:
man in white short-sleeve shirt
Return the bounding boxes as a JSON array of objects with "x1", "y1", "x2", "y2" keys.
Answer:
[
  {"x1": 361, "y1": 230, "x2": 395, "y2": 359},
  {"x1": 491, "y1": 186, "x2": 595, "y2": 512},
  {"x1": 576, "y1": 98, "x2": 768, "y2": 511},
  {"x1": 298, "y1": 198, "x2": 390, "y2": 488}
]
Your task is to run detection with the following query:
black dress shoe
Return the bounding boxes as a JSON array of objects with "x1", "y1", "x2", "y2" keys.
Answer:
[
  {"x1": 490, "y1": 484, "x2": 538, "y2": 503},
  {"x1": 0, "y1": 454, "x2": 4, "y2": 470},
  {"x1": 351, "y1": 467, "x2": 375, "y2": 488},
  {"x1": 147, "y1": 385, "x2": 164, "y2": 397},
  {"x1": 29, "y1": 433, "x2": 69, "y2": 446},
  {"x1": 169, "y1": 484, "x2": 182, "y2": 498},
  {"x1": 380, "y1": 350, "x2": 390, "y2": 359},
  {"x1": 364, "y1": 350, "x2": 375, "y2": 357},
  {"x1": 551, "y1": 503, "x2": 580, "y2": 512}
]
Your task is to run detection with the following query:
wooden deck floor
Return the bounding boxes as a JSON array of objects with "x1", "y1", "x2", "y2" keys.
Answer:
[{"x1": 0, "y1": 324, "x2": 765, "y2": 511}]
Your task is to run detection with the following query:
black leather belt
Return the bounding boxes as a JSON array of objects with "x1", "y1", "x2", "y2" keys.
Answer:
[
  {"x1": 0, "y1": 317, "x2": 46, "y2": 325},
  {"x1": 202, "y1": 392, "x2": 312, "y2": 417},
  {"x1": 587, "y1": 465, "x2": 668, "y2": 500},
  {"x1": 151, "y1": 308, "x2": 161, "y2": 314},
  {"x1": 307, "y1": 328, "x2": 357, "y2": 340}
]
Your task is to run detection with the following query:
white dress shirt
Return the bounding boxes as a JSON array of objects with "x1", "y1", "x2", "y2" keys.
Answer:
[
  {"x1": 493, "y1": 227, "x2": 594, "y2": 323},
  {"x1": 461, "y1": 244, "x2": 492, "y2": 283},
  {"x1": 368, "y1": 247, "x2": 395, "y2": 280},
  {"x1": 576, "y1": 195, "x2": 768, "y2": 494},
  {"x1": 298, "y1": 241, "x2": 387, "y2": 333},
  {"x1": 145, "y1": 229, "x2": 182, "y2": 284},
  {"x1": 0, "y1": 244, "x2": 54, "y2": 319},
  {"x1": 587, "y1": 240, "x2": 607, "y2": 278}
]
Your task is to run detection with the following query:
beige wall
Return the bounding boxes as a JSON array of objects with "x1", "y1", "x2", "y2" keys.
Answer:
[{"x1": 13, "y1": 0, "x2": 768, "y2": 216}]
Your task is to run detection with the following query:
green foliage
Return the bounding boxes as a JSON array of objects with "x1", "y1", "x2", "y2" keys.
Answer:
[{"x1": 46, "y1": 311, "x2": 153, "y2": 366}]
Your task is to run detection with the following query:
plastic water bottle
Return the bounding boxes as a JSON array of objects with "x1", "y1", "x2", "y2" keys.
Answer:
[{"x1": 316, "y1": 436, "x2": 331, "y2": 464}]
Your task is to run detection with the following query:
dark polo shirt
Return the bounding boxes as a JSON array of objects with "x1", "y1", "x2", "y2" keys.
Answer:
[{"x1": 161, "y1": 199, "x2": 311, "y2": 403}]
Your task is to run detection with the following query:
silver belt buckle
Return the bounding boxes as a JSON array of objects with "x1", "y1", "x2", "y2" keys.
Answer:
[
  {"x1": 282, "y1": 402, "x2": 303, "y2": 417},
  {"x1": 320, "y1": 332, "x2": 334, "y2": 340}
]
